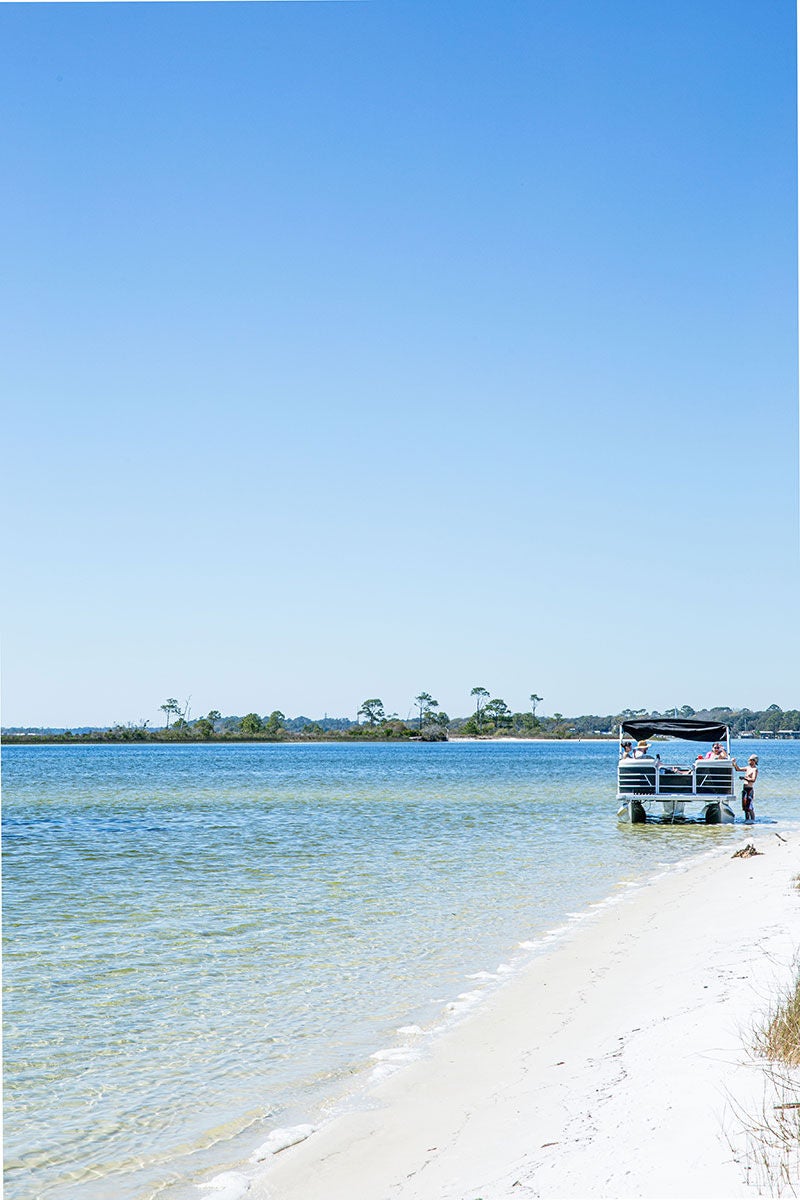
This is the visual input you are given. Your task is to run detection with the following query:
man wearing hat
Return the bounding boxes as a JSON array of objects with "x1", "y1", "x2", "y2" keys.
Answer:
[
  {"x1": 732, "y1": 754, "x2": 759, "y2": 822},
  {"x1": 633, "y1": 739, "x2": 651, "y2": 759}
]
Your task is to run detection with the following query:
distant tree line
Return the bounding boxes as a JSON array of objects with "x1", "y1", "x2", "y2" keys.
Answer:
[{"x1": 3, "y1": 698, "x2": 798, "y2": 744}]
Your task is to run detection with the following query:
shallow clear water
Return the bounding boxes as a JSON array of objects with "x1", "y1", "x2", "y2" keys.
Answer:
[{"x1": 4, "y1": 739, "x2": 799, "y2": 1199}]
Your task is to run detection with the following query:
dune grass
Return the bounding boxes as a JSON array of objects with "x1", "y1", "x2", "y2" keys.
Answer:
[
  {"x1": 735, "y1": 881, "x2": 800, "y2": 1194},
  {"x1": 761, "y1": 974, "x2": 800, "y2": 1067}
]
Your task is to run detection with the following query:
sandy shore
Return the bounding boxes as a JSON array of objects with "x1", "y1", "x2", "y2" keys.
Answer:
[{"x1": 245, "y1": 834, "x2": 800, "y2": 1200}]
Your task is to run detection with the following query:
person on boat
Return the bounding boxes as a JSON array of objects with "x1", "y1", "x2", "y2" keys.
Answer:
[
  {"x1": 619, "y1": 740, "x2": 634, "y2": 758},
  {"x1": 732, "y1": 754, "x2": 758, "y2": 822},
  {"x1": 696, "y1": 743, "x2": 727, "y2": 760},
  {"x1": 633, "y1": 739, "x2": 651, "y2": 758}
]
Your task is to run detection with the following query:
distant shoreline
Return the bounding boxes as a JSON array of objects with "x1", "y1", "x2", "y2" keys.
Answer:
[
  {"x1": 3, "y1": 733, "x2": 783, "y2": 747},
  {"x1": 5, "y1": 703, "x2": 797, "y2": 746},
  {"x1": 1, "y1": 733, "x2": 619, "y2": 746}
]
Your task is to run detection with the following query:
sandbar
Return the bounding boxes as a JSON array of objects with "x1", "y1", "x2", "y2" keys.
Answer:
[{"x1": 249, "y1": 834, "x2": 800, "y2": 1200}]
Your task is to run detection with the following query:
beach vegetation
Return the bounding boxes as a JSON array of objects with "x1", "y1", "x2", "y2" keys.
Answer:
[
  {"x1": 759, "y1": 974, "x2": 800, "y2": 1067},
  {"x1": 420, "y1": 710, "x2": 450, "y2": 740},
  {"x1": 107, "y1": 721, "x2": 151, "y2": 741},
  {"x1": 730, "y1": 974, "x2": 800, "y2": 1196},
  {"x1": 348, "y1": 716, "x2": 415, "y2": 740}
]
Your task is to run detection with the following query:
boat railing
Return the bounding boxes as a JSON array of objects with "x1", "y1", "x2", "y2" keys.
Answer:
[{"x1": 618, "y1": 758, "x2": 734, "y2": 797}]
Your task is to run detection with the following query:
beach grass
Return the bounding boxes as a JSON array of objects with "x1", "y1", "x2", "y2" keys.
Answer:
[
  {"x1": 741, "y1": 921, "x2": 800, "y2": 1195},
  {"x1": 760, "y1": 880, "x2": 800, "y2": 1068},
  {"x1": 760, "y1": 972, "x2": 800, "y2": 1067}
]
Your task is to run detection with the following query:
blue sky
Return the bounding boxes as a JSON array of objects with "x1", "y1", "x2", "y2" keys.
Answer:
[{"x1": 2, "y1": 0, "x2": 798, "y2": 726}]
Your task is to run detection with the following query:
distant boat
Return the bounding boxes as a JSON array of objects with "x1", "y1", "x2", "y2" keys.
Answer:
[{"x1": 617, "y1": 717, "x2": 736, "y2": 825}]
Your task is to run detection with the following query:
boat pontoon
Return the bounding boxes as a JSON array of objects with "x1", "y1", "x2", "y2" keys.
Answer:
[{"x1": 617, "y1": 718, "x2": 736, "y2": 824}]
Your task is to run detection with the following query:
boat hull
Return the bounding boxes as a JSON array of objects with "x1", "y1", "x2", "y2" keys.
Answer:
[{"x1": 617, "y1": 795, "x2": 736, "y2": 824}]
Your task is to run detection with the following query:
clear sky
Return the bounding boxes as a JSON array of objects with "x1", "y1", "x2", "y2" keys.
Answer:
[{"x1": 2, "y1": 0, "x2": 798, "y2": 727}]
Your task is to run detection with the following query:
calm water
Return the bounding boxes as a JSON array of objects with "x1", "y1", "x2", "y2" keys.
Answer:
[{"x1": 4, "y1": 739, "x2": 799, "y2": 1200}]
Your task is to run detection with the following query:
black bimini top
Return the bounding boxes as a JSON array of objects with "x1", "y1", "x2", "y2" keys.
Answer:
[{"x1": 620, "y1": 717, "x2": 729, "y2": 743}]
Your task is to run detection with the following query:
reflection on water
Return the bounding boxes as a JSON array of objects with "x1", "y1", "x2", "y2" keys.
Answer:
[{"x1": 4, "y1": 740, "x2": 798, "y2": 1200}]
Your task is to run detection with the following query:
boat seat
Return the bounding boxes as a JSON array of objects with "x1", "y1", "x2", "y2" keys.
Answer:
[
  {"x1": 658, "y1": 767, "x2": 694, "y2": 793},
  {"x1": 618, "y1": 763, "x2": 656, "y2": 794},
  {"x1": 695, "y1": 762, "x2": 734, "y2": 795}
]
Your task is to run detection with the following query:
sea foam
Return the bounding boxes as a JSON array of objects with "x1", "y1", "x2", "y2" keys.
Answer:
[
  {"x1": 250, "y1": 1123, "x2": 315, "y2": 1162},
  {"x1": 198, "y1": 1171, "x2": 250, "y2": 1200}
]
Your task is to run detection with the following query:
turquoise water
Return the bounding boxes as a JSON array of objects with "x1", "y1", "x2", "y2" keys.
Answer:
[{"x1": 4, "y1": 739, "x2": 799, "y2": 1200}]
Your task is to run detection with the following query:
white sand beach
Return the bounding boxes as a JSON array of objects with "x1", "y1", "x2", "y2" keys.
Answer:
[{"x1": 250, "y1": 834, "x2": 800, "y2": 1200}]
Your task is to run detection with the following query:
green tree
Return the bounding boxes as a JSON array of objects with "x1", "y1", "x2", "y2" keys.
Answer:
[
  {"x1": 415, "y1": 692, "x2": 437, "y2": 731},
  {"x1": 358, "y1": 698, "x2": 385, "y2": 727},
  {"x1": 420, "y1": 709, "x2": 450, "y2": 741},
  {"x1": 194, "y1": 718, "x2": 215, "y2": 739},
  {"x1": 160, "y1": 698, "x2": 181, "y2": 730},
  {"x1": 241, "y1": 712, "x2": 264, "y2": 735},
  {"x1": 530, "y1": 693, "x2": 543, "y2": 719},
  {"x1": 762, "y1": 704, "x2": 783, "y2": 733},
  {"x1": 484, "y1": 698, "x2": 512, "y2": 731},
  {"x1": 470, "y1": 686, "x2": 490, "y2": 732},
  {"x1": 264, "y1": 710, "x2": 286, "y2": 735}
]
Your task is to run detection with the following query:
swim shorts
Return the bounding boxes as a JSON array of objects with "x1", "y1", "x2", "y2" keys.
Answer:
[{"x1": 742, "y1": 785, "x2": 755, "y2": 818}]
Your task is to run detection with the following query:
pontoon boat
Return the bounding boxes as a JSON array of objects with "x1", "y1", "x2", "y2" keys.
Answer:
[{"x1": 617, "y1": 718, "x2": 736, "y2": 824}]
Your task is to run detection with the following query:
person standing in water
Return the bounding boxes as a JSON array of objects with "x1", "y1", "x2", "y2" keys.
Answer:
[{"x1": 732, "y1": 754, "x2": 759, "y2": 822}]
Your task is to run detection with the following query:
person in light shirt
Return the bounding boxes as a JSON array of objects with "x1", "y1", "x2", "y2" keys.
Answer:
[{"x1": 732, "y1": 754, "x2": 759, "y2": 822}]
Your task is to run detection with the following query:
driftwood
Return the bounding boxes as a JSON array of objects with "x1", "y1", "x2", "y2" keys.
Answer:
[{"x1": 732, "y1": 843, "x2": 762, "y2": 859}]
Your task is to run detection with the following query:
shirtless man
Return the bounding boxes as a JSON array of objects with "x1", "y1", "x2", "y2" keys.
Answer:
[{"x1": 732, "y1": 754, "x2": 759, "y2": 822}]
